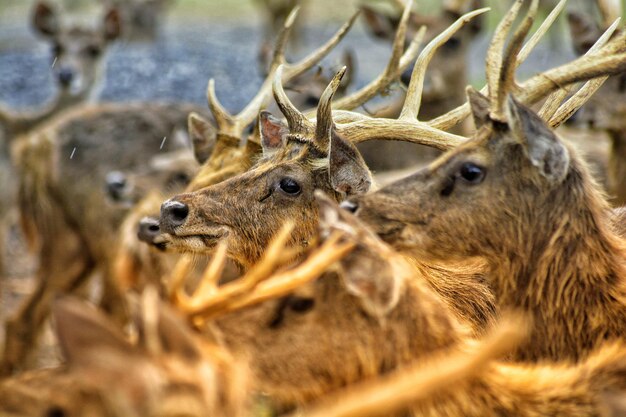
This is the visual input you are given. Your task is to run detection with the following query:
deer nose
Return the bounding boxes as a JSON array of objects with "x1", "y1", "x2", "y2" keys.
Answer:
[
  {"x1": 160, "y1": 199, "x2": 189, "y2": 231},
  {"x1": 58, "y1": 68, "x2": 74, "y2": 86},
  {"x1": 105, "y1": 171, "x2": 127, "y2": 201},
  {"x1": 340, "y1": 200, "x2": 359, "y2": 214},
  {"x1": 137, "y1": 217, "x2": 161, "y2": 243}
]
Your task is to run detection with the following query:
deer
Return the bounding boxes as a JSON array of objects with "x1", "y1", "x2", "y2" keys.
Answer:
[
  {"x1": 98, "y1": 0, "x2": 173, "y2": 42},
  {"x1": 0, "y1": 1, "x2": 122, "y2": 277},
  {"x1": 564, "y1": 0, "x2": 626, "y2": 206},
  {"x1": 356, "y1": 0, "x2": 484, "y2": 171},
  {"x1": 341, "y1": 0, "x2": 626, "y2": 363},
  {"x1": 1, "y1": 101, "x2": 216, "y2": 376},
  {"x1": 169, "y1": 194, "x2": 626, "y2": 416},
  {"x1": 0, "y1": 292, "x2": 248, "y2": 417},
  {"x1": 153, "y1": 0, "x2": 626, "y2": 335},
  {"x1": 125, "y1": 3, "x2": 427, "y2": 295}
]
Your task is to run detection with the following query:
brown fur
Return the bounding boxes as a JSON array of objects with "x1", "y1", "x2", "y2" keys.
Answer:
[
  {"x1": 0, "y1": 296, "x2": 248, "y2": 417},
  {"x1": 99, "y1": 0, "x2": 172, "y2": 42},
  {"x1": 215, "y1": 199, "x2": 626, "y2": 415},
  {"x1": 2, "y1": 102, "x2": 206, "y2": 375},
  {"x1": 347, "y1": 93, "x2": 626, "y2": 362}
]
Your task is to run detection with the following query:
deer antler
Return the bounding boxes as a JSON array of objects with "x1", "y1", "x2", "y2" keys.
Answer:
[
  {"x1": 328, "y1": 0, "x2": 426, "y2": 112},
  {"x1": 171, "y1": 223, "x2": 354, "y2": 324},
  {"x1": 207, "y1": 7, "x2": 358, "y2": 140},
  {"x1": 539, "y1": 16, "x2": 621, "y2": 122},
  {"x1": 272, "y1": 6, "x2": 488, "y2": 151},
  {"x1": 426, "y1": 0, "x2": 567, "y2": 130},
  {"x1": 597, "y1": 0, "x2": 623, "y2": 29}
]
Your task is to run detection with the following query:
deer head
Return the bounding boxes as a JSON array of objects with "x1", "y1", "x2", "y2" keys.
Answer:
[
  {"x1": 156, "y1": 67, "x2": 372, "y2": 269},
  {"x1": 31, "y1": 1, "x2": 122, "y2": 97}
]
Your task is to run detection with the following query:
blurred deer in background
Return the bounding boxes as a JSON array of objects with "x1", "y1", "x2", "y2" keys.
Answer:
[
  {"x1": 343, "y1": 0, "x2": 626, "y2": 363},
  {"x1": 0, "y1": 1, "x2": 122, "y2": 277},
  {"x1": 1, "y1": 101, "x2": 211, "y2": 376},
  {"x1": 566, "y1": 0, "x2": 626, "y2": 205},
  {"x1": 98, "y1": 0, "x2": 174, "y2": 41},
  {"x1": 0, "y1": 293, "x2": 248, "y2": 417}
]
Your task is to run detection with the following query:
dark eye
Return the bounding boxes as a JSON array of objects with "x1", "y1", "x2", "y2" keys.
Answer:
[
  {"x1": 279, "y1": 178, "x2": 301, "y2": 195},
  {"x1": 52, "y1": 43, "x2": 63, "y2": 56},
  {"x1": 459, "y1": 163, "x2": 485, "y2": 184},
  {"x1": 85, "y1": 45, "x2": 101, "y2": 57},
  {"x1": 288, "y1": 296, "x2": 315, "y2": 313},
  {"x1": 172, "y1": 172, "x2": 190, "y2": 184},
  {"x1": 443, "y1": 37, "x2": 461, "y2": 51}
]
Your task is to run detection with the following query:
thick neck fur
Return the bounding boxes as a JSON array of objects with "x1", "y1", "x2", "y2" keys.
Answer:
[{"x1": 489, "y1": 148, "x2": 626, "y2": 361}]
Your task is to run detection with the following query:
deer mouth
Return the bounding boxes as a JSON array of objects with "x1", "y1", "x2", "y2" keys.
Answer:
[{"x1": 153, "y1": 229, "x2": 229, "y2": 253}]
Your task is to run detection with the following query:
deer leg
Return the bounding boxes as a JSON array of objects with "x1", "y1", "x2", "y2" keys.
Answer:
[{"x1": 0, "y1": 226, "x2": 93, "y2": 376}]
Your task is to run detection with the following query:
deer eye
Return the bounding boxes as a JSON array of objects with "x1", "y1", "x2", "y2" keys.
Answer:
[
  {"x1": 85, "y1": 45, "x2": 101, "y2": 57},
  {"x1": 171, "y1": 172, "x2": 190, "y2": 184},
  {"x1": 279, "y1": 178, "x2": 301, "y2": 195},
  {"x1": 459, "y1": 163, "x2": 485, "y2": 184},
  {"x1": 52, "y1": 43, "x2": 63, "y2": 56}
]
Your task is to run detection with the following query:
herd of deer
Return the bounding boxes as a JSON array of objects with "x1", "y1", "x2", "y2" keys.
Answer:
[{"x1": 1, "y1": 0, "x2": 626, "y2": 415}]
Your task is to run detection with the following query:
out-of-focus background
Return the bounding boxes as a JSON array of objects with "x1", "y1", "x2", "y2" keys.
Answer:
[{"x1": 0, "y1": 0, "x2": 615, "y2": 113}]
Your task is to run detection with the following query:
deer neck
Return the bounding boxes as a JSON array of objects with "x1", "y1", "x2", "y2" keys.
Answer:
[{"x1": 489, "y1": 162, "x2": 626, "y2": 360}]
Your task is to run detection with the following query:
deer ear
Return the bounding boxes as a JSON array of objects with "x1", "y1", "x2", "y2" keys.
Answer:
[
  {"x1": 506, "y1": 95, "x2": 570, "y2": 184},
  {"x1": 188, "y1": 112, "x2": 216, "y2": 164},
  {"x1": 52, "y1": 298, "x2": 134, "y2": 367},
  {"x1": 32, "y1": 2, "x2": 58, "y2": 37},
  {"x1": 103, "y1": 8, "x2": 123, "y2": 41},
  {"x1": 316, "y1": 192, "x2": 402, "y2": 317},
  {"x1": 329, "y1": 130, "x2": 371, "y2": 197},
  {"x1": 259, "y1": 111, "x2": 288, "y2": 156},
  {"x1": 466, "y1": 86, "x2": 490, "y2": 129}
]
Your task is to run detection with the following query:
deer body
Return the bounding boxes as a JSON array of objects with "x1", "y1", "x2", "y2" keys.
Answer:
[{"x1": 3, "y1": 102, "x2": 206, "y2": 375}]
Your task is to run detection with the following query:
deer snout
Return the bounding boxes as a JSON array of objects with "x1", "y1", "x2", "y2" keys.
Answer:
[
  {"x1": 105, "y1": 171, "x2": 128, "y2": 201},
  {"x1": 137, "y1": 216, "x2": 161, "y2": 243},
  {"x1": 57, "y1": 67, "x2": 75, "y2": 87},
  {"x1": 160, "y1": 199, "x2": 189, "y2": 232}
]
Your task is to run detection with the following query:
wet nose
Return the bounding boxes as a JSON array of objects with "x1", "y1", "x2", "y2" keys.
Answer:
[
  {"x1": 160, "y1": 199, "x2": 189, "y2": 231},
  {"x1": 340, "y1": 199, "x2": 359, "y2": 214},
  {"x1": 105, "y1": 171, "x2": 127, "y2": 200},
  {"x1": 58, "y1": 67, "x2": 74, "y2": 86},
  {"x1": 137, "y1": 217, "x2": 161, "y2": 243}
]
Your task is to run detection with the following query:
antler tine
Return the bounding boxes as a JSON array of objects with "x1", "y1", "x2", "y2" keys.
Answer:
[
  {"x1": 168, "y1": 254, "x2": 195, "y2": 307},
  {"x1": 175, "y1": 222, "x2": 295, "y2": 317},
  {"x1": 292, "y1": 312, "x2": 529, "y2": 417},
  {"x1": 328, "y1": 1, "x2": 426, "y2": 112},
  {"x1": 282, "y1": 11, "x2": 360, "y2": 80},
  {"x1": 191, "y1": 240, "x2": 229, "y2": 300},
  {"x1": 548, "y1": 76, "x2": 610, "y2": 128},
  {"x1": 485, "y1": 0, "x2": 523, "y2": 118},
  {"x1": 269, "y1": 6, "x2": 300, "y2": 72},
  {"x1": 316, "y1": 67, "x2": 347, "y2": 145},
  {"x1": 188, "y1": 231, "x2": 355, "y2": 323},
  {"x1": 400, "y1": 6, "x2": 490, "y2": 121},
  {"x1": 493, "y1": 0, "x2": 538, "y2": 120},
  {"x1": 518, "y1": 0, "x2": 567, "y2": 63},
  {"x1": 426, "y1": 0, "x2": 567, "y2": 130},
  {"x1": 539, "y1": 16, "x2": 620, "y2": 120},
  {"x1": 273, "y1": 65, "x2": 315, "y2": 135},
  {"x1": 209, "y1": 8, "x2": 356, "y2": 137}
]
